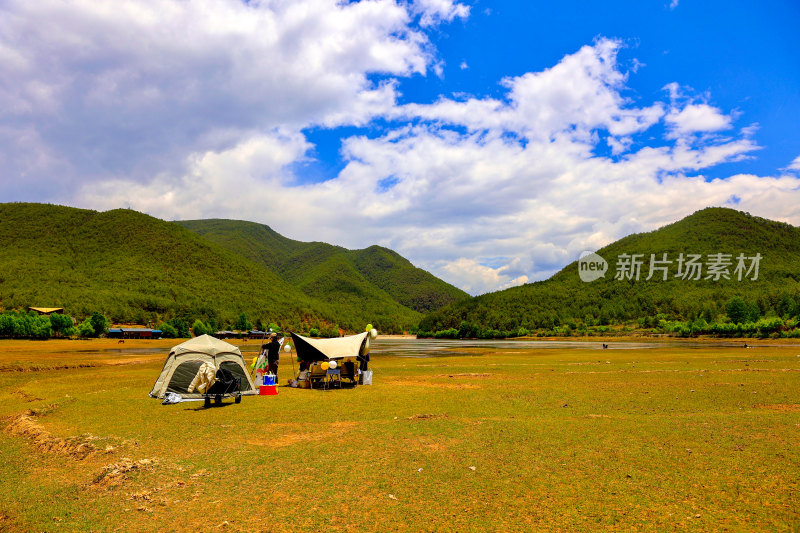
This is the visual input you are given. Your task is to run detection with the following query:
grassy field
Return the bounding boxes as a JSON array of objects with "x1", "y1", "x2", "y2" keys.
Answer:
[{"x1": 1, "y1": 338, "x2": 799, "y2": 531}]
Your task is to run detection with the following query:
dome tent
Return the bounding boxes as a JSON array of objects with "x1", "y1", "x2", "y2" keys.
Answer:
[{"x1": 149, "y1": 334, "x2": 257, "y2": 399}]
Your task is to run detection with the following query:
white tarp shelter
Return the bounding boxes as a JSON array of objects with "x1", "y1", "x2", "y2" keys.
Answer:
[{"x1": 290, "y1": 331, "x2": 370, "y2": 361}]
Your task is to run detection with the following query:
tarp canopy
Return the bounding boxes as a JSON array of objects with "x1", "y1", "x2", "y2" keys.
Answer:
[
  {"x1": 290, "y1": 331, "x2": 369, "y2": 362},
  {"x1": 149, "y1": 334, "x2": 257, "y2": 399}
]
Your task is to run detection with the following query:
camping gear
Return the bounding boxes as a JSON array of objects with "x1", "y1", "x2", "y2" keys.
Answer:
[
  {"x1": 149, "y1": 335, "x2": 257, "y2": 402},
  {"x1": 252, "y1": 337, "x2": 284, "y2": 380},
  {"x1": 162, "y1": 392, "x2": 182, "y2": 405},
  {"x1": 290, "y1": 331, "x2": 374, "y2": 389}
]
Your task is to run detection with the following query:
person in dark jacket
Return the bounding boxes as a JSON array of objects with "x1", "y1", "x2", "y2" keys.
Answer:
[
  {"x1": 358, "y1": 350, "x2": 370, "y2": 372},
  {"x1": 266, "y1": 333, "x2": 280, "y2": 377}
]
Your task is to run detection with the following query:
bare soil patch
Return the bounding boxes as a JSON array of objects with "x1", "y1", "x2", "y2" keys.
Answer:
[
  {"x1": 94, "y1": 458, "x2": 156, "y2": 487},
  {"x1": 5, "y1": 411, "x2": 97, "y2": 459}
]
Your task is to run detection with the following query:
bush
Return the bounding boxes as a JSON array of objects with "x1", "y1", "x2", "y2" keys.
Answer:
[
  {"x1": 168, "y1": 318, "x2": 190, "y2": 338},
  {"x1": 434, "y1": 328, "x2": 459, "y2": 339},
  {"x1": 76, "y1": 318, "x2": 96, "y2": 337},
  {"x1": 159, "y1": 322, "x2": 179, "y2": 338},
  {"x1": 49, "y1": 314, "x2": 74, "y2": 337},
  {"x1": 88, "y1": 312, "x2": 109, "y2": 337},
  {"x1": 192, "y1": 319, "x2": 209, "y2": 337}
]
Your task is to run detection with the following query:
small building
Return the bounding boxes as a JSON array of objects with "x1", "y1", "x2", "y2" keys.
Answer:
[
  {"x1": 248, "y1": 330, "x2": 267, "y2": 339},
  {"x1": 107, "y1": 328, "x2": 163, "y2": 340},
  {"x1": 214, "y1": 331, "x2": 242, "y2": 339},
  {"x1": 29, "y1": 307, "x2": 64, "y2": 315}
]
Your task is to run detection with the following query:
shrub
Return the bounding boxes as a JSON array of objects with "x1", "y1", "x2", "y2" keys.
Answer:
[
  {"x1": 192, "y1": 319, "x2": 208, "y2": 337},
  {"x1": 159, "y1": 323, "x2": 179, "y2": 338},
  {"x1": 76, "y1": 318, "x2": 96, "y2": 337}
]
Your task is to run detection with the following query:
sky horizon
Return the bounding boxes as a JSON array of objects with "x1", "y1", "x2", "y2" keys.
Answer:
[{"x1": 2, "y1": 0, "x2": 799, "y2": 295}]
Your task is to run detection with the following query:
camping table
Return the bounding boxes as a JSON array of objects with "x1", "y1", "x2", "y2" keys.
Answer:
[{"x1": 326, "y1": 369, "x2": 341, "y2": 388}]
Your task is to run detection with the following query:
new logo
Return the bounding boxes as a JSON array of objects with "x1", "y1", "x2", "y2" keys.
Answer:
[{"x1": 578, "y1": 252, "x2": 608, "y2": 282}]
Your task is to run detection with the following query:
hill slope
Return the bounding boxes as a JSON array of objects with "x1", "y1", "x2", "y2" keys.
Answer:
[
  {"x1": 0, "y1": 203, "x2": 422, "y2": 331},
  {"x1": 177, "y1": 219, "x2": 469, "y2": 313},
  {"x1": 419, "y1": 208, "x2": 800, "y2": 334}
]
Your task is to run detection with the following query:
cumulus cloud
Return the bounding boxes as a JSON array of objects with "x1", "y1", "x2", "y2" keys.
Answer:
[
  {"x1": 440, "y1": 258, "x2": 528, "y2": 296},
  {"x1": 787, "y1": 155, "x2": 800, "y2": 171},
  {"x1": 397, "y1": 39, "x2": 664, "y2": 141},
  {"x1": 666, "y1": 103, "x2": 732, "y2": 137},
  {"x1": 411, "y1": 0, "x2": 470, "y2": 27},
  {"x1": 2, "y1": 6, "x2": 798, "y2": 296},
  {"x1": 0, "y1": 0, "x2": 438, "y2": 193}
]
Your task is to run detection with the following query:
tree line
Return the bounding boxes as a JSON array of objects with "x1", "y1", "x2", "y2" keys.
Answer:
[
  {"x1": 0, "y1": 309, "x2": 350, "y2": 339},
  {"x1": 417, "y1": 294, "x2": 800, "y2": 340}
]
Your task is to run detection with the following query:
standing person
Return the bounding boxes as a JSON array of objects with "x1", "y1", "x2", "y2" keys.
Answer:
[
  {"x1": 358, "y1": 342, "x2": 370, "y2": 373},
  {"x1": 266, "y1": 333, "x2": 281, "y2": 378}
]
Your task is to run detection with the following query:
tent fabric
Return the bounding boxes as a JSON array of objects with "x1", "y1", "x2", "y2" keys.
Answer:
[
  {"x1": 149, "y1": 334, "x2": 257, "y2": 399},
  {"x1": 290, "y1": 331, "x2": 369, "y2": 362},
  {"x1": 171, "y1": 334, "x2": 243, "y2": 357}
]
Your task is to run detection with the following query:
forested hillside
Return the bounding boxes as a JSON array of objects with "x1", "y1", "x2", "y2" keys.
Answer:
[
  {"x1": 419, "y1": 208, "x2": 800, "y2": 337},
  {"x1": 0, "y1": 203, "x2": 458, "y2": 332},
  {"x1": 177, "y1": 219, "x2": 469, "y2": 312}
]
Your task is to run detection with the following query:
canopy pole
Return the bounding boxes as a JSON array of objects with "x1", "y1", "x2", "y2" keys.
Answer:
[{"x1": 288, "y1": 340, "x2": 295, "y2": 380}]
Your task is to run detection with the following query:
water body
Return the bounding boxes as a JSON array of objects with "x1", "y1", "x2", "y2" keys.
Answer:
[
  {"x1": 368, "y1": 338, "x2": 784, "y2": 358},
  {"x1": 68, "y1": 338, "x2": 798, "y2": 360}
]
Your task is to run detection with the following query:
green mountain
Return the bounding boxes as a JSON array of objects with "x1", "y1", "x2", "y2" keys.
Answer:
[
  {"x1": 0, "y1": 203, "x2": 463, "y2": 332},
  {"x1": 176, "y1": 219, "x2": 469, "y2": 313},
  {"x1": 419, "y1": 208, "x2": 800, "y2": 335}
]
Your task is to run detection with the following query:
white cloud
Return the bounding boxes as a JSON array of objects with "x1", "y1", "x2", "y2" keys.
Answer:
[
  {"x1": 0, "y1": 0, "x2": 441, "y2": 193},
  {"x1": 411, "y1": 0, "x2": 470, "y2": 27},
  {"x1": 787, "y1": 155, "x2": 800, "y2": 171},
  {"x1": 666, "y1": 103, "x2": 732, "y2": 138},
  {"x1": 397, "y1": 39, "x2": 665, "y2": 141},
  {"x1": 440, "y1": 258, "x2": 528, "y2": 295}
]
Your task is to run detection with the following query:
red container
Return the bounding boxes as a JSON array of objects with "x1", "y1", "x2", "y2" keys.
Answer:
[{"x1": 259, "y1": 385, "x2": 278, "y2": 396}]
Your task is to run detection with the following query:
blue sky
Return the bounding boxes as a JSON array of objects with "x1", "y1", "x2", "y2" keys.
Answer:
[
  {"x1": 1, "y1": 0, "x2": 799, "y2": 294},
  {"x1": 305, "y1": 0, "x2": 800, "y2": 182}
]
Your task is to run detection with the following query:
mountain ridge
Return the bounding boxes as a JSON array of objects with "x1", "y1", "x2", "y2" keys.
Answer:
[
  {"x1": 418, "y1": 207, "x2": 800, "y2": 335},
  {"x1": 0, "y1": 203, "x2": 466, "y2": 332},
  {"x1": 176, "y1": 218, "x2": 469, "y2": 313}
]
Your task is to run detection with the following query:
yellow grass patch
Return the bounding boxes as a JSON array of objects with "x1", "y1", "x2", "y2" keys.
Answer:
[
  {"x1": 248, "y1": 421, "x2": 358, "y2": 448},
  {"x1": 755, "y1": 404, "x2": 800, "y2": 412},
  {"x1": 436, "y1": 373, "x2": 492, "y2": 378},
  {"x1": 386, "y1": 379, "x2": 481, "y2": 389}
]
